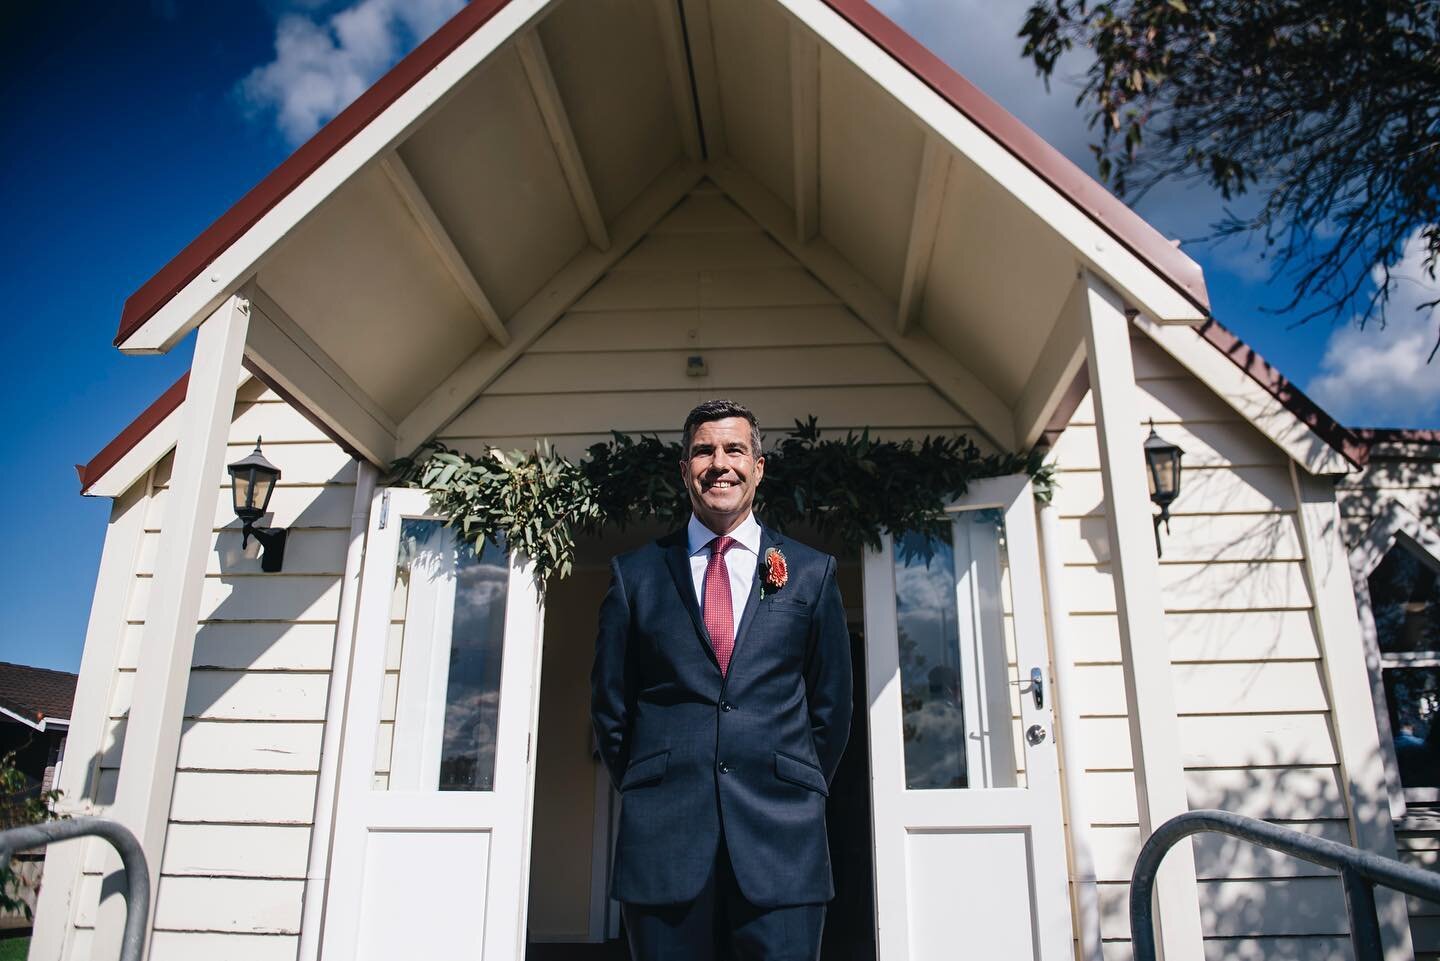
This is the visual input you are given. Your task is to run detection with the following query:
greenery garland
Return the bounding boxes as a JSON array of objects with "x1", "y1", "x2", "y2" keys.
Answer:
[{"x1": 390, "y1": 418, "x2": 1055, "y2": 586}]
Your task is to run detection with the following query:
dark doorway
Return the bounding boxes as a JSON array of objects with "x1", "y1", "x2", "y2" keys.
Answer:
[
  {"x1": 819, "y1": 625, "x2": 876, "y2": 961},
  {"x1": 527, "y1": 540, "x2": 876, "y2": 961}
]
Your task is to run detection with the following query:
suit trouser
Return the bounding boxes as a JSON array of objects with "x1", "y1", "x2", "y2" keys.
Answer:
[{"x1": 620, "y1": 833, "x2": 827, "y2": 961}]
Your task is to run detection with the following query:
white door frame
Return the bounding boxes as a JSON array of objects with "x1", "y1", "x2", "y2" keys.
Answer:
[
  {"x1": 862, "y1": 473, "x2": 1072, "y2": 961},
  {"x1": 321, "y1": 487, "x2": 546, "y2": 960}
]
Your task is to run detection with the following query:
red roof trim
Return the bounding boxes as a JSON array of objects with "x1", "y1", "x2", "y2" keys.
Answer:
[
  {"x1": 77, "y1": 362, "x2": 365, "y2": 497},
  {"x1": 819, "y1": 0, "x2": 1209, "y2": 315},
  {"x1": 115, "y1": 0, "x2": 520, "y2": 346},
  {"x1": 1196, "y1": 318, "x2": 1368, "y2": 468},
  {"x1": 119, "y1": 0, "x2": 1209, "y2": 347},
  {"x1": 1353, "y1": 428, "x2": 1440, "y2": 446},
  {"x1": 76, "y1": 373, "x2": 189, "y2": 494}
]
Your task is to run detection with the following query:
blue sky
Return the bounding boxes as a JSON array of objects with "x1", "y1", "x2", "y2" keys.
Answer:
[{"x1": 3, "y1": 0, "x2": 1436, "y2": 673}]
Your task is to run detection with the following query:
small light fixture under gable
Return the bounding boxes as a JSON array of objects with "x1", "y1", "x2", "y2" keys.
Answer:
[
  {"x1": 227, "y1": 437, "x2": 288, "y2": 572},
  {"x1": 1143, "y1": 420, "x2": 1184, "y2": 556}
]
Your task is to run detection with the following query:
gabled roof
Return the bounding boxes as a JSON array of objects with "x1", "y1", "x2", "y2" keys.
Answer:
[
  {"x1": 116, "y1": 0, "x2": 520, "y2": 347},
  {"x1": 114, "y1": 0, "x2": 1206, "y2": 352},
  {"x1": 86, "y1": 0, "x2": 1373, "y2": 490},
  {"x1": 0, "y1": 661, "x2": 78, "y2": 729}
]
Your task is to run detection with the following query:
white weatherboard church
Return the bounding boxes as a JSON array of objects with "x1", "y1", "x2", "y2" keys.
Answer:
[{"x1": 32, "y1": 0, "x2": 1440, "y2": 959}]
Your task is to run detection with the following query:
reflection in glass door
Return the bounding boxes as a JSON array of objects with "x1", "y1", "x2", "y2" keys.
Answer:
[
  {"x1": 893, "y1": 508, "x2": 1023, "y2": 792},
  {"x1": 323, "y1": 490, "x2": 544, "y2": 961},
  {"x1": 377, "y1": 519, "x2": 510, "y2": 793},
  {"x1": 864, "y1": 476, "x2": 1070, "y2": 961}
]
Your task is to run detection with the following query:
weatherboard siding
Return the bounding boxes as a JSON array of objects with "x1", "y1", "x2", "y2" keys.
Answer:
[
  {"x1": 1338, "y1": 437, "x2": 1440, "y2": 551},
  {"x1": 1337, "y1": 438, "x2": 1440, "y2": 961},
  {"x1": 54, "y1": 378, "x2": 354, "y2": 961},
  {"x1": 1052, "y1": 335, "x2": 1357, "y2": 961},
  {"x1": 435, "y1": 185, "x2": 980, "y2": 458}
]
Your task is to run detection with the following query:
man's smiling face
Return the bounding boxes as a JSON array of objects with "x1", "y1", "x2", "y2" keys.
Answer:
[{"x1": 681, "y1": 417, "x2": 764, "y2": 535}]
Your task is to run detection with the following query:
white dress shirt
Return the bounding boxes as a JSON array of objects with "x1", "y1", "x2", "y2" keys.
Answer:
[{"x1": 687, "y1": 511, "x2": 762, "y2": 629}]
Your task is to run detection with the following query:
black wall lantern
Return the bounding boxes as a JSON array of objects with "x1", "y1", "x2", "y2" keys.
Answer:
[
  {"x1": 228, "y1": 437, "x2": 288, "y2": 572},
  {"x1": 1143, "y1": 420, "x2": 1184, "y2": 557}
]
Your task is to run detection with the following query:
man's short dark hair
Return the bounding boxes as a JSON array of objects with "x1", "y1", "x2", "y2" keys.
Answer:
[{"x1": 681, "y1": 400, "x2": 763, "y2": 458}]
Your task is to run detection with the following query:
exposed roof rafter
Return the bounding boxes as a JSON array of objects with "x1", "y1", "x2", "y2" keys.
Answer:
[
  {"x1": 790, "y1": 23, "x2": 821, "y2": 242},
  {"x1": 395, "y1": 160, "x2": 705, "y2": 455},
  {"x1": 679, "y1": 0, "x2": 727, "y2": 158},
  {"x1": 896, "y1": 133, "x2": 948, "y2": 334},
  {"x1": 710, "y1": 156, "x2": 1017, "y2": 452},
  {"x1": 1013, "y1": 275, "x2": 1088, "y2": 450},
  {"x1": 244, "y1": 283, "x2": 400, "y2": 464},
  {"x1": 651, "y1": 0, "x2": 705, "y2": 162},
  {"x1": 516, "y1": 29, "x2": 611, "y2": 251},
  {"x1": 380, "y1": 152, "x2": 511, "y2": 345}
]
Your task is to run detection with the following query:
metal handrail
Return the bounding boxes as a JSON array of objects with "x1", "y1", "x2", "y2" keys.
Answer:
[
  {"x1": 1131, "y1": 809, "x2": 1440, "y2": 961},
  {"x1": 0, "y1": 817, "x2": 149, "y2": 961}
]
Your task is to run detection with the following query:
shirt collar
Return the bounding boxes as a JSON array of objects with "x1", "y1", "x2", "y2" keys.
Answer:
[{"x1": 687, "y1": 511, "x2": 762, "y2": 558}]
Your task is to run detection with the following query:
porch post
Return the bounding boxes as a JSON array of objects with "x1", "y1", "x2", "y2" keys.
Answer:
[
  {"x1": 1079, "y1": 271, "x2": 1204, "y2": 960},
  {"x1": 1290, "y1": 465, "x2": 1415, "y2": 960},
  {"x1": 99, "y1": 295, "x2": 250, "y2": 958}
]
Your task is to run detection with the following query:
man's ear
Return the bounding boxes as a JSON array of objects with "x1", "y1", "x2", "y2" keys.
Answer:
[{"x1": 753, "y1": 455, "x2": 765, "y2": 484}]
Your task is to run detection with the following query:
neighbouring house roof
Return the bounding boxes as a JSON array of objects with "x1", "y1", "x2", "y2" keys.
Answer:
[
  {"x1": 113, "y1": 0, "x2": 1206, "y2": 350},
  {"x1": 1353, "y1": 428, "x2": 1440, "y2": 447},
  {"x1": 0, "y1": 662, "x2": 78, "y2": 730}
]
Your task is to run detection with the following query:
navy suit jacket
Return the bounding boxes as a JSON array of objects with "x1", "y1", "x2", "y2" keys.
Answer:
[{"x1": 590, "y1": 521, "x2": 852, "y2": 907}]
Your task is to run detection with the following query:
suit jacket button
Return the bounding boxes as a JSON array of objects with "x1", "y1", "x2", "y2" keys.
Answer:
[
  {"x1": 718, "y1": 761, "x2": 731, "y2": 774},
  {"x1": 720, "y1": 700, "x2": 733, "y2": 712}
]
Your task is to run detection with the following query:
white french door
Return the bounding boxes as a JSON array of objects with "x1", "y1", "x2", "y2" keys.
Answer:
[
  {"x1": 862, "y1": 475, "x2": 1072, "y2": 961},
  {"x1": 322, "y1": 488, "x2": 545, "y2": 960}
]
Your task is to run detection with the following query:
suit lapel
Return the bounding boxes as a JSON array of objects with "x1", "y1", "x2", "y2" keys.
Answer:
[
  {"x1": 661, "y1": 532, "x2": 719, "y2": 669},
  {"x1": 729, "y1": 525, "x2": 780, "y2": 669}
]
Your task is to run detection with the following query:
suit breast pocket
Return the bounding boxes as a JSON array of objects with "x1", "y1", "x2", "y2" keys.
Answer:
[{"x1": 766, "y1": 598, "x2": 811, "y2": 618}]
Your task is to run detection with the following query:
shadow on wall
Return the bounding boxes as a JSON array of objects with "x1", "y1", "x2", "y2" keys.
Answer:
[
  {"x1": 80, "y1": 458, "x2": 358, "y2": 923},
  {"x1": 1072, "y1": 416, "x2": 1420, "y2": 949}
]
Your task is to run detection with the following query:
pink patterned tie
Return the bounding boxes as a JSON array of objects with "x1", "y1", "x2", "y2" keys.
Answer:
[{"x1": 704, "y1": 535, "x2": 737, "y2": 675}]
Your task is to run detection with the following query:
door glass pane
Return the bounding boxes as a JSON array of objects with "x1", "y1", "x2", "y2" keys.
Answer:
[
  {"x1": 1383, "y1": 667, "x2": 1440, "y2": 788},
  {"x1": 894, "y1": 508, "x2": 1022, "y2": 791},
  {"x1": 374, "y1": 519, "x2": 510, "y2": 792},
  {"x1": 894, "y1": 530, "x2": 966, "y2": 789},
  {"x1": 1367, "y1": 539, "x2": 1440, "y2": 788}
]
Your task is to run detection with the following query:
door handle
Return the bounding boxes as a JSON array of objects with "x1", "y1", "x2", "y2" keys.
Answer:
[{"x1": 1030, "y1": 667, "x2": 1044, "y2": 710}]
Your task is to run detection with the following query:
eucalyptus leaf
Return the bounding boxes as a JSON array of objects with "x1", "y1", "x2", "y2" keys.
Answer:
[{"x1": 391, "y1": 424, "x2": 1053, "y2": 590}]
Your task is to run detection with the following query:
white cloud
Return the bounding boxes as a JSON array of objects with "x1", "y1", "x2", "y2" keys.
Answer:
[
  {"x1": 238, "y1": 0, "x2": 464, "y2": 144},
  {"x1": 1308, "y1": 228, "x2": 1440, "y2": 427}
]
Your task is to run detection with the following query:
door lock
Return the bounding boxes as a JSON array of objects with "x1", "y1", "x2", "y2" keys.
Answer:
[
  {"x1": 1030, "y1": 667, "x2": 1044, "y2": 710},
  {"x1": 1026, "y1": 724, "x2": 1047, "y2": 746}
]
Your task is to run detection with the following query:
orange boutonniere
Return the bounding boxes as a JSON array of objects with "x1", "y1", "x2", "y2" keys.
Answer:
[{"x1": 762, "y1": 547, "x2": 788, "y2": 597}]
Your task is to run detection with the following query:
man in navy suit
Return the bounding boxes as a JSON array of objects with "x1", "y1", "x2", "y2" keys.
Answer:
[{"x1": 591, "y1": 399, "x2": 853, "y2": 960}]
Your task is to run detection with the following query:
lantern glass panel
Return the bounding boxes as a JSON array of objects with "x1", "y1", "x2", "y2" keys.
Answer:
[
  {"x1": 232, "y1": 468, "x2": 256, "y2": 515},
  {"x1": 1153, "y1": 454, "x2": 1178, "y2": 499},
  {"x1": 253, "y1": 469, "x2": 278, "y2": 513}
]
